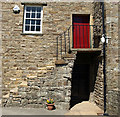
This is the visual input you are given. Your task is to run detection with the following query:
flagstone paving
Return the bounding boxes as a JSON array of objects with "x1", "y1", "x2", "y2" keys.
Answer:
[
  {"x1": 65, "y1": 101, "x2": 104, "y2": 115},
  {"x1": 1, "y1": 101, "x2": 103, "y2": 116},
  {"x1": 1, "y1": 107, "x2": 67, "y2": 115}
]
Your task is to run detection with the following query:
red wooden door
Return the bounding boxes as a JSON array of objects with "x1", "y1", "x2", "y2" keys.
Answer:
[{"x1": 73, "y1": 15, "x2": 90, "y2": 48}]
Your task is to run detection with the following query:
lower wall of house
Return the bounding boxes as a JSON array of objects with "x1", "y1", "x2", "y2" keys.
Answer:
[
  {"x1": 2, "y1": 53, "x2": 76, "y2": 109},
  {"x1": 107, "y1": 90, "x2": 119, "y2": 115}
]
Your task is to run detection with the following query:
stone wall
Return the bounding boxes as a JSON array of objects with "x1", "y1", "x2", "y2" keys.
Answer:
[
  {"x1": 1, "y1": 1, "x2": 119, "y2": 114},
  {"x1": 105, "y1": 2, "x2": 119, "y2": 115},
  {"x1": 2, "y1": 1, "x2": 94, "y2": 109},
  {"x1": 93, "y1": 2, "x2": 104, "y2": 110},
  {"x1": 0, "y1": 1, "x2": 2, "y2": 117},
  {"x1": 93, "y1": 2, "x2": 119, "y2": 115},
  {"x1": 118, "y1": 2, "x2": 120, "y2": 116}
]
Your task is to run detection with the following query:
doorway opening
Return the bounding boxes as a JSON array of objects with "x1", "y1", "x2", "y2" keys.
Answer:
[{"x1": 70, "y1": 52, "x2": 99, "y2": 108}]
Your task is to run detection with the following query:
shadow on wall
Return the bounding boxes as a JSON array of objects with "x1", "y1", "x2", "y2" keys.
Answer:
[
  {"x1": 93, "y1": 2, "x2": 103, "y2": 48},
  {"x1": 70, "y1": 52, "x2": 102, "y2": 108}
]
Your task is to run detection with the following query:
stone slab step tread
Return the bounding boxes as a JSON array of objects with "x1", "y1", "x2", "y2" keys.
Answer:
[{"x1": 55, "y1": 59, "x2": 68, "y2": 65}]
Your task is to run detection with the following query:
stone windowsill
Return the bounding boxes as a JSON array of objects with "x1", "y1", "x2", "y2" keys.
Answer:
[{"x1": 21, "y1": 33, "x2": 44, "y2": 36}]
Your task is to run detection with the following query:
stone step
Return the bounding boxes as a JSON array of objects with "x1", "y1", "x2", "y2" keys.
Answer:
[
  {"x1": 55, "y1": 59, "x2": 68, "y2": 65},
  {"x1": 62, "y1": 53, "x2": 75, "y2": 59}
]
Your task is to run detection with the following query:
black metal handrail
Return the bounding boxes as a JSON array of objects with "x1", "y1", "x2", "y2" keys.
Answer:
[
  {"x1": 56, "y1": 25, "x2": 101, "y2": 60},
  {"x1": 56, "y1": 25, "x2": 72, "y2": 60}
]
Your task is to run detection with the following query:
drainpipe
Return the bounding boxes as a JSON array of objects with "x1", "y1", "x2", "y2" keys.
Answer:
[{"x1": 102, "y1": 1, "x2": 109, "y2": 116}]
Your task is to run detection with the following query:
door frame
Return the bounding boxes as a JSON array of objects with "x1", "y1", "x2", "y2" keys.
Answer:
[{"x1": 70, "y1": 13, "x2": 93, "y2": 50}]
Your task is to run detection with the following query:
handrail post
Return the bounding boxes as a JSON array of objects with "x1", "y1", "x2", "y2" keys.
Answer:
[
  {"x1": 68, "y1": 26, "x2": 71, "y2": 53},
  {"x1": 61, "y1": 35, "x2": 62, "y2": 58},
  {"x1": 56, "y1": 37, "x2": 58, "y2": 60},
  {"x1": 64, "y1": 32, "x2": 66, "y2": 54},
  {"x1": 72, "y1": 25, "x2": 74, "y2": 48}
]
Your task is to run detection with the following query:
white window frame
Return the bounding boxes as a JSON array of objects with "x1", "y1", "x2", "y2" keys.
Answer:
[{"x1": 23, "y1": 5, "x2": 43, "y2": 34}]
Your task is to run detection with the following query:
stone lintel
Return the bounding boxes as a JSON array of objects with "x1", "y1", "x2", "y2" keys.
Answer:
[{"x1": 21, "y1": 2, "x2": 47, "y2": 6}]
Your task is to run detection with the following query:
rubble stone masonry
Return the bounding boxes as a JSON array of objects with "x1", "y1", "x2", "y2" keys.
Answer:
[
  {"x1": 105, "y1": 2, "x2": 119, "y2": 115},
  {"x1": 94, "y1": 2, "x2": 119, "y2": 115},
  {"x1": 0, "y1": 1, "x2": 2, "y2": 107},
  {"x1": 1, "y1": 1, "x2": 94, "y2": 109},
  {"x1": 1, "y1": 1, "x2": 119, "y2": 115}
]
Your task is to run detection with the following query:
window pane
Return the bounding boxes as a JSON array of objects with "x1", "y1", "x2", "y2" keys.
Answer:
[
  {"x1": 32, "y1": 7, "x2": 36, "y2": 12},
  {"x1": 26, "y1": 7, "x2": 31, "y2": 12},
  {"x1": 31, "y1": 13, "x2": 35, "y2": 18},
  {"x1": 37, "y1": 13, "x2": 41, "y2": 18},
  {"x1": 31, "y1": 26, "x2": 35, "y2": 31},
  {"x1": 25, "y1": 26, "x2": 30, "y2": 31},
  {"x1": 36, "y1": 26, "x2": 40, "y2": 31},
  {"x1": 24, "y1": 6, "x2": 42, "y2": 33},
  {"x1": 25, "y1": 19, "x2": 30, "y2": 24},
  {"x1": 26, "y1": 13, "x2": 30, "y2": 18},
  {"x1": 37, "y1": 7, "x2": 41, "y2": 12},
  {"x1": 36, "y1": 20, "x2": 41, "y2": 25},
  {"x1": 31, "y1": 20, "x2": 35, "y2": 25}
]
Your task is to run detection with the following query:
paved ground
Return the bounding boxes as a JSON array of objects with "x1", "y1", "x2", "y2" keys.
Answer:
[
  {"x1": 66, "y1": 101, "x2": 104, "y2": 115},
  {"x1": 1, "y1": 107, "x2": 67, "y2": 115},
  {"x1": 0, "y1": 101, "x2": 104, "y2": 116}
]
